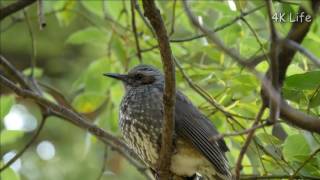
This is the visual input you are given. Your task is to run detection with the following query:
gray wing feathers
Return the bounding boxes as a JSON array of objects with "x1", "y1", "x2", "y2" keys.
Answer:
[{"x1": 175, "y1": 91, "x2": 231, "y2": 176}]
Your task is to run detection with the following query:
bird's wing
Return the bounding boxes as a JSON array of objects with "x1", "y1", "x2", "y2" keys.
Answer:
[{"x1": 175, "y1": 91, "x2": 230, "y2": 176}]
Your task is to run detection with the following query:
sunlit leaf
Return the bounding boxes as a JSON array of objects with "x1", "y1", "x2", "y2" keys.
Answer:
[
  {"x1": 283, "y1": 134, "x2": 311, "y2": 162},
  {"x1": 23, "y1": 67, "x2": 43, "y2": 78},
  {"x1": 81, "y1": 1, "x2": 104, "y2": 18},
  {"x1": 0, "y1": 167, "x2": 20, "y2": 180},
  {"x1": 0, "y1": 95, "x2": 15, "y2": 120},
  {"x1": 284, "y1": 71, "x2": 320, "y2": 90},
  {"x1": 104, "y1": 1, "x2": 125, "y2": 20},
  {"x1": 111, "y1": 36, "x2": 127, "y2": 66},
  {"x1": 0, "y1": 130, "x2": 24, "y2": 146},
  {"x1": 54, "y1": 0, "x2": 77, "y2": 26},
  {"x1": 85, "y1": 58, "x2": 113, "y2": 93},
  {"x1": 257, "y1": 132, "x2": 282, "y2": 145},
  {"x1": 66, "y1": 27, "x2": 107, "y2": 45},
  {"x1": 72, "y1": 92, "x2": 107, "y2": 113},
  {"x1": 309, "y1": 90, "x2": 320, "y2": 108}
]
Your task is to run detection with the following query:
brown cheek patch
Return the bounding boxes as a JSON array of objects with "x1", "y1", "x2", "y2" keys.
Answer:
[{"x1": 142, "y1": 76, "x2": 156, "y2": 84}]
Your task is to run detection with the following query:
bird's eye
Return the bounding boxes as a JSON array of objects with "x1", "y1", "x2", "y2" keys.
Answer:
[{"x1": 134, "y1": 73, "x2": 143, "y2": 80}]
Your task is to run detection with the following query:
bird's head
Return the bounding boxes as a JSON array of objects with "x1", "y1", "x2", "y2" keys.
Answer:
[{"x1": 104, "y1": 64, "x2": 163, "y2": 90}]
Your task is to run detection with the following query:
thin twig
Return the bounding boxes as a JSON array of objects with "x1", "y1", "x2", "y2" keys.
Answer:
[
  {"x1": 285, "y1": 39, "x2": 320, "y2": 67},
  {"x1": 0, "y1": 73, "x2": 152, "y2": 178},
  {"x1": 265, "y1": 0, "x2": 319, "y2": 87},
  {"x1": 0, "y1": 113, "x2": 47, "y2": 172},
  {"x1": 170, "y1": 4, "x2": 265, "y2": 43},
  {"x1": 230, "y1": 117, "x2": 291, "y2": 174},
  {"x1": 262, "y1": 73, "x2": 320, "y2": 133},
  {"x1": 38, "y1": 81, "x2": 74, "y2": 110},
  {"x1": 290, "y1": 148, "x2": 320, "y2": 179},
  {"x1": 37, "y1": 0, "x2": 46, "y2": 29},
  {"x1": 174, "y1": 57, "x2": 255, "y2": 120},
  {"x1": 266, "y1": 0, "x2": 280, "y2": 124},
  {"x1": 0, "y1": 55, "x2": 30, "y2": 89},
  {"x1": 262, "y1": 125, "x2": 293, "y2": 171},
  {"x1": 235, "y1": 106, "x2": 266, "y2": 180},
  {"x1": 96, "y1": 147, "x2": 108, "y2": 180},
  {"x1": 141, "y1": 45, "x2": 159, "y2": 53},
  {"x1": 254, "y1": 142, "x2": 267, "y2": 175},
  {"x1": 130, "y1": 0, "x2": 142, "y2": 63},
  {"x1": 134, "y1": 0, "x2": 156, "y2": 37},
  {"x1": 307, "y1": 85, "x2": 320, "y2": 113},
  {"x1": 183, "y1": 0, "x2": 320, "y2": 133},
  {"x1": 169, "y1": 0, "x2": 177, "y2": 36},
  {"x1": 209, "y1": 122, "x2": 268, "y2": 141},
  {"x1": 142, "y1": 0, "x2": 176, "y2": 178},
  {"x1": 0, "y1": 0, "x2": 36, "y2": 20},
  {"x1": 183, "y1": 0, "x2": 247, "y2": 66},
  {"x1": 240, "y1": 17, "x2": 269, "y2": 63}
]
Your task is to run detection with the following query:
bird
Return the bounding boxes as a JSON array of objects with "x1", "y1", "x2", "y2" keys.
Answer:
[{"x1": 104, "y1": 64, "x2": 232, "y2": 180}]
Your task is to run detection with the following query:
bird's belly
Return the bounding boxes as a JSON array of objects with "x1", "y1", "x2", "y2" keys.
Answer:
[
  {"x1": 170, "y1": 139, "x2": 213, "y2": 177},
  {"x1": 120, "y1": 116, "x2": 159, "y2": 167}
]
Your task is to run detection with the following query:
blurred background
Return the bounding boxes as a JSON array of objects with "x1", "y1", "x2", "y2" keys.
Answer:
[{"x1": 1, "y1": 0, "x2": 320, "y2": 180}]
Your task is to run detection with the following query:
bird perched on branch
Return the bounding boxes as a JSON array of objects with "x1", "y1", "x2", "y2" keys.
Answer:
[{"x1": 104, "y1": 65, "x2": 232, "y2": 180}]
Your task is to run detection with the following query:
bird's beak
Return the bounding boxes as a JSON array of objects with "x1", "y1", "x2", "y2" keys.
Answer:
[{"x1": 103, "y1": 73, "x2": 128, "y2": 81}]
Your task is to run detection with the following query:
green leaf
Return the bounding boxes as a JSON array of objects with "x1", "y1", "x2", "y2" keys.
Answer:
[
  {"x1": 317, "y1": 153, "x2": 320, "y2": 169},
  {"x1": 111, "y1": 36, "x2": 127, "y2": 65},
  {"x1": 286, "y1": 64, "x2": 304, "y2": 76},
  {"x1": 282, "y1": 88, "x2": 304, "y2": 103},
  {"x1": 81, "y1": 1, "x2": 103, "y2": 18},
  {"x1": 72, "y1": 92, "x2": 106, "y2": 113},
  {"x1": 257, "y1": 132, "x2": 282, "y2": 145},
  {"x1": 66, "y1": 27, "x2": 107, "y2": 45},
  {"x1": 281, "y1": 0, "x2": 313, "y2": 14},
  {"x1": 283, "y1": 134, "x2": 311, "y2": 162},
  {"x1": 307, "y1": 32, "x2": 320, "y2": 44},
  {"x1": 104, "y1": 1, "x2": 126, "y2": 20},
  {"x1": 54, "y1": 0, "x2": 77, "y2": 26},
  {"x1": 22, "y1": 67, "x2": 43, "y2": 78},
  {"x1": 84, "y1": 58, "x2": 113, "y2": 93},
  {"x1": 0, "y1": 167, "x2": 20, "y2": 180},
  {"x1": 309, "y1": 90, "x2": 320, "y2": 108},
  {"x1": 284, "y1": 71, "x2": 320, "y2": 90},
  {"x1": 0, "y1": 95, "x2": 15, "y2": 120},
  {"x1": 303, "y1": 131, "x2": 320, "y2": 151},
  {"x1": 0, "y1": 130, "x2": 24, "y2": 146}
]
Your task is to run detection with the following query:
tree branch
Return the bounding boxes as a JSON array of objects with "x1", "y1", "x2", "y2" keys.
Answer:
[
  {"x1": 275, "y1": 0, "x2": 320, "y2": 85},
  {"x1": 174, "y1": 56, "x2": 255, "y2": 120},
  {"x1": 0, "y1": 55, "x2": 30, "y2": 89},
  {"x1": 170, "y1": 4, "x2": 265, "y2": 43},
  {"x1": 0, "y1": 0, "x2": 36, "y2": 21},
  {"x1": 291, "y1": 148, "x2": 320, "y2": 179},
  {"x1": 142, "y1": 0, "x2": 176, "y2": 179},
  {"x1": 209, "y1": 122, "x2": 268, "y2": 142},
  {"x1": 183, "y1": 1, "x2": 320, "y2": 133},
  {"x1": 261, "y1": 77, "x2": 320, "y2": 133},
  {"x1": 235, "y1": 106, "x2": 266, "y2": 180},
  {"x1": 0, "y1": 72, "x2": 152, "y2": 178},
  {"x1": 284, "y1": 39, "x2": 320, "y2": 67},
  {"x1": 266, "y1": 0, "x2": 280, "y2": 124}
]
